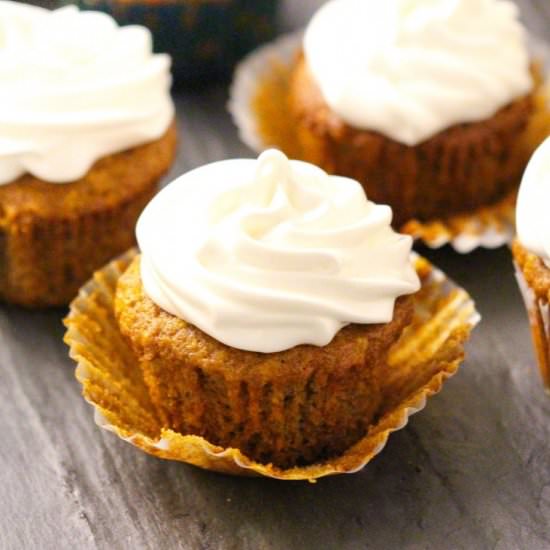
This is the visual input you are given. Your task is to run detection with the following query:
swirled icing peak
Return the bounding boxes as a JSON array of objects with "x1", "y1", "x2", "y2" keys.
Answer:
[
  {"x1": 0, "y1": 1, "x2": 173, "y2": 184},
  {"x1": 517, "y1": 137, "x2": 550, "y2": 268},
  {"x1": 304, "y1": 0, "x2": 533, "y2": 145},
  {"x1": 137, "y1": 150, "x2": 420, "y2": 353}
]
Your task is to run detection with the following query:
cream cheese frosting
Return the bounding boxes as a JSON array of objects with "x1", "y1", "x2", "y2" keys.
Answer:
[
  {"x1": 0, "y1": 1, "x2": 173, "y2": 184},
  {"x1": 303, "y1": 0, "x2": 533, "y2": 145},
  {"x1": 137, "y1": 149, "x2": 420, "y2": 353},
  {"x1": 516, "y1": 137, "x2": 550, "y2": 268}
]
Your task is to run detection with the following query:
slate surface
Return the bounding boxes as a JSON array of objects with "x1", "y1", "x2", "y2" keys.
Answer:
[{"x1": 2, "y1": 2, "x2": 550, "y2": 549}]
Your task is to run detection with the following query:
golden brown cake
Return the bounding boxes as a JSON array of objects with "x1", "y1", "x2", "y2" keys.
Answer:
[
  {"x1": 254, "y1": 0, "x2": 550, "y2": 230},
  {"x1": 65, "y1": 247, "x2": 479, "y2": 479},
  {"x1": 115, "y1": 255, "x2": 413, "y2": 468},
  {"x1": 0, "y1": 2, "x2": 176, "y2": 307},
  {"x1": 107, "y1": 149, "x2": 422, "y2": 468},
  {"x1": 0, "y1": 124, "x2": 177, "y2": 307},
  {"x1": 290, "y1": 56, "x2": 541, "y2": 228},
  {"x1": 512, "y1": 240, "x2": 550, "y2": 390}
]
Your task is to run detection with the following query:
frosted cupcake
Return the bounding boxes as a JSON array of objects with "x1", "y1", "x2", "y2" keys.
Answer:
[
  {"x1": 64, "y1": 149, "x2": 482, "y2": 481},
  {"x1": 114, "y1": 150, "x2": 420, "y2": 467},
  {"x1": 289, "y1": 0, "x2": 546, "y2": 227},
  {"x1": 513, "y1": 137, "x2": 550, "y2": 391},
  {"x1": 233, "y1": 0, "x2": 550, "y2": 236},
  {"x1": 0, "y1": 2, "x2": 176, "y2": 307}
]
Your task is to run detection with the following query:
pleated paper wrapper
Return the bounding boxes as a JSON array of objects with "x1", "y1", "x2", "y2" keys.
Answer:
[
  {"x1": 228, "y1": 31, "x2": 550, "y2": 254},
  {"x1": 64, "y1": 249, "x2": 480, "y2": 481},
  {"x1": 515, "y1": 264, "x2": 550, "y2": 393}
]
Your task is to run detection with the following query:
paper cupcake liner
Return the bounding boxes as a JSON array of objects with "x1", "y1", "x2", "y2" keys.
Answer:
[
  {"x1": 229, "y1": 32, "x2": 550, "y2": 254},
  {"x1": 0, "y1": 192, "x2": 157, "y2": 307},
  {"x1": 64, "y1": 249, "x2": 480, "y2": 481},
  {"x1": 514, "y1": 263, "x2": 550, "y2": 393}
]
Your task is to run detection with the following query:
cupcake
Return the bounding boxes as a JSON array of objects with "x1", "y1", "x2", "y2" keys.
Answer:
[
  {"x1": 115, "y1": 149, "x2": 420, "y2": 467},
  {"x1": 512, "y1": 137, "x2": 550, "y2": 391},
  {"x1": 232, "y1": 0, "x2": 550, "y2": 234},
  {"x1": 65, "y1": 150, "x2": 479, "y2": 478},
  {"x1": 288, "y1": 0, "x2": 548, "y2": 228},
  {"x1": 0, "y1": 2, "x2": 176, "y2": 307}
]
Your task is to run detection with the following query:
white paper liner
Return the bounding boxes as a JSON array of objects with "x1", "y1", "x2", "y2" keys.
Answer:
[
  {"x1": 65, "y1": 249, "x2": 480, "y2": 481},
  {"x1": 229, "y1": 31, "x2": 303, "y2": 152},
  {"x1": 514, "y1": 262, "x2": 550, "y2": 393},
  {"x1": 229, "y1": 31, "x2": 550, "y2": 254}
]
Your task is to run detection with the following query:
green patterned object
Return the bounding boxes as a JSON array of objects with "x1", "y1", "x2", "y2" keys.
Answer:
[{"x1": 64, "y1": 0, "x2": 279, "y2": 87}]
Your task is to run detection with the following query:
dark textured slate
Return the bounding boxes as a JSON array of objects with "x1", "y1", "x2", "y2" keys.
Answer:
[{"x1": 1, "y1": 2, "x2": 549, "y2": 549}]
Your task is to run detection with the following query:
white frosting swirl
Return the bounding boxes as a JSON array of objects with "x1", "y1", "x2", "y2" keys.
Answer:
[
  {"x1": 304, "y1": 0, "x2": 533, "y2": 145},
  {"x1": 137, "y1": 150, "x2": 420, "y2": 353},
  {"x1": 0, "y1": 1, "x2": 173, "y2": 184},
  {"x1": 517, "y1": 137, "x2": 550, "y2": 268}
]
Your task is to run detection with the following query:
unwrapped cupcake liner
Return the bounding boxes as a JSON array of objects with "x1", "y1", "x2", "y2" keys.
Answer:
[
  {"x1": 514, "y1": 263, "x2": 550, "y2": 393},
  {"x1": 64, "y1": 248, "x2": 480, "y2": 481},
  {"x1": 229, "y1": 31, "x2": 550, "y2": 254}
]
